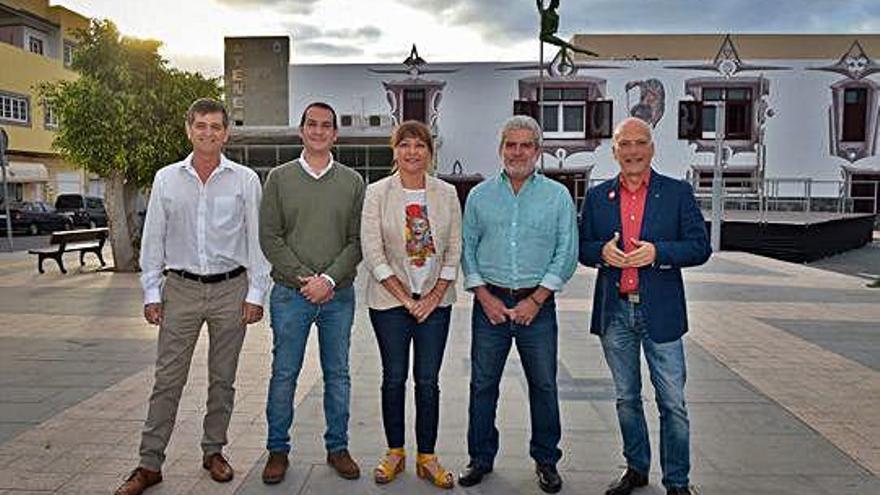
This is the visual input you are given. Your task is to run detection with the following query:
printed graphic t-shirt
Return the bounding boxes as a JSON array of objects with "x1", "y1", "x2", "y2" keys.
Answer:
[{"x1": 403, "y1": 189, "x2": 436, "y2": 294}]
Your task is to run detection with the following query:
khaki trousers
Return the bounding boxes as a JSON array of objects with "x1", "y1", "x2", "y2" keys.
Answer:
[{"x1": 138, "y1": 272, "x2": 248, "y2": 471}]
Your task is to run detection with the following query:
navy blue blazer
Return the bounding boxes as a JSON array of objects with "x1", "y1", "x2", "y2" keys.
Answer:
[{"x1": 578, "y1": 170, "x2": 711, "y2": 343}]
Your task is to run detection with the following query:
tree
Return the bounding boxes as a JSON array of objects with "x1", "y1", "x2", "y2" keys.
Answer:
[{"x1": 39, "y1": 20, "x2": 221, "y2": 271}]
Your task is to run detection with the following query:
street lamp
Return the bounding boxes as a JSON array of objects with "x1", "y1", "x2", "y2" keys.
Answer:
[{"x1": 710, "y1": 102, "x2": 725, "y2": 253}]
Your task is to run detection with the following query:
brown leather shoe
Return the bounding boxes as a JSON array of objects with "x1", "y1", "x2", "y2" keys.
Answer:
[
  {"x1": 114, "y1": 467, "x2": 162, "y2": 495},
  {"x1": 202, "y1": 453, "x2": 234, "y2": 483},
  {"x1": 262, "y1": 451, "x2": 289, "y2": 484},
  {"x1": 327, "y1": 449, "x2": 360, "y2": 479}
]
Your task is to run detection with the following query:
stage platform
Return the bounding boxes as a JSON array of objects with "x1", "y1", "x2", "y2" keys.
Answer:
[{"x1": 705, "y1": 210, "x2": 876, "y2": 262}]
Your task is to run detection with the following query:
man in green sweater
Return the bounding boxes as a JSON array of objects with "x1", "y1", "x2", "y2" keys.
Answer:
[{"x1": 259, "y1": 102, "x2": 365, "y2": 484}]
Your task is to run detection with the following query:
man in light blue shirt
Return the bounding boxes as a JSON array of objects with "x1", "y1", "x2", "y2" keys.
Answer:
[{"x1": 458, "y1": 115, "x2": 577, "y2": 494}]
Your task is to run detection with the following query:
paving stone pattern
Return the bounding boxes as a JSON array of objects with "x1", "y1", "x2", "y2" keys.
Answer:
[{"x1": 0, "y1": 250, "x2": 877, "y2": 494}]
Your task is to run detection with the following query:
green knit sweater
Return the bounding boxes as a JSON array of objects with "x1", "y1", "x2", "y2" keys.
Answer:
[{"x1": 259, "y1": 160, "x2": 365, "y2": 289}]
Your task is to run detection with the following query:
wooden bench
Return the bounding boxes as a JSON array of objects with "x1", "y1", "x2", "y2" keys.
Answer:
[{"x1": 28, "y1": 227, "x2": 109, "y2": 274}]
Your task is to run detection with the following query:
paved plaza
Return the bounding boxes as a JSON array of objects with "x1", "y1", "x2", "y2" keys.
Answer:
[{"x1": 0, "y1": 247, "x2": 877, "y2": 494}]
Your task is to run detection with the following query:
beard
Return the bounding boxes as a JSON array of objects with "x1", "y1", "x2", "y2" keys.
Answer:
[{"x1": 503, "y1": 160, "x2": 536, "y2": 181}]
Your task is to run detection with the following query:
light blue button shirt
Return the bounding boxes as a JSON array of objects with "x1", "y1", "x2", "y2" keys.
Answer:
[{"x1": 461, "y1": 171, "x2": 578, "y2": 291}]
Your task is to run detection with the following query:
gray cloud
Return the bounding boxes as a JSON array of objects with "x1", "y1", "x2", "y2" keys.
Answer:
[
  {"x1": 215, "y1": 0, "x2": 286, "y2": 3},
  {"x1": 397, "y1": 0, "x2": 880, "y2": 45},
  {"x1": 374, "y1": 49, "x2": 410, "y2": 61},
  {"x1": 217, "y1": 0, "x2": 320, "y2": 14},
  {"x1": 296, "y1": 41, "x2": 364, "y2": 57},
  {"x1": 287, "y1": 22, "x2": 322, "y2": 40},
  {"x1": 340, "y1": 26, "x2": 382, "y2": 42},
  {"x1": 282, "y1": 22, "x2": 383, "y2": 58},
  {"x1": 285, "y1": 22, "x2": 383, "y2": 42}
]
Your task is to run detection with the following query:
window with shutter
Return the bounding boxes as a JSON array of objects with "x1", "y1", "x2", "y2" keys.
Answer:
[
  {"x1": 842, "y1": 87, "x2": 868, "y2": 142},
  {"x1": 541, "y1": 88, "x2": 587, "y2": 139},
  {"x1": 699, "y1": 86, "x2": 753, "y2": 140}
]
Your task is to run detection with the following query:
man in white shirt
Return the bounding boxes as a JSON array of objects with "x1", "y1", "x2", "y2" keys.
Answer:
[{"x1": 115, "y1": 98, "x2": 270, "y2": 495}]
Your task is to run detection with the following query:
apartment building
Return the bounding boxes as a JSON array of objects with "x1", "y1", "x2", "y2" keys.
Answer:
[{"x1": 0, "y1": 0, "x2": 102, "y2": 203}]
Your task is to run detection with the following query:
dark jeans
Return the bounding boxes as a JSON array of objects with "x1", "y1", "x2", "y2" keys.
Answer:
[
  {"x1": 369, "y1": 305, "x2": 452, "y2": 453},
  {"x1": 601, "y1": 296, "x2": 690, "y2": 489},
  {"x1": 466, "y1": 292, "x2": 561, "y2": 468}
]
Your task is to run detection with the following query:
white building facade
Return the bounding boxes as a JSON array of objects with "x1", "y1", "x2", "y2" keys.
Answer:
[{"x1": 229, "y1": 34, "x2": 880, "y2": 212}]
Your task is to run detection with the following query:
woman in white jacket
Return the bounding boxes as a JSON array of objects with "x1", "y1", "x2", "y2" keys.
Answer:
[{"x1": 360, "y1": 120, "x2": 462, "y2": 489}]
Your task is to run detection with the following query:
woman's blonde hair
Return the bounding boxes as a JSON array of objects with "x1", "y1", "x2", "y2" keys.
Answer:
[{"x1": 390, "y1": 120, "x2": 435, "y2": 173}]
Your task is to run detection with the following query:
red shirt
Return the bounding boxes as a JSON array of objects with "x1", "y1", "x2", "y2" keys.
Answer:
[{"x1": 619, "y1": 172, "x2": 650, "y2": 294}]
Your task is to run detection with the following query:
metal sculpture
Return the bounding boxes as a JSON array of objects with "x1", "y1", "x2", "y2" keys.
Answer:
[{"x1": 537, "y1": 0, "x2": 597, "y2": 58}]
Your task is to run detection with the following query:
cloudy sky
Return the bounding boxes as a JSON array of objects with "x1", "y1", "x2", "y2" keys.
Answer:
[{"x1": 54, "y1": 0, "x2": 879, "y2": 77}]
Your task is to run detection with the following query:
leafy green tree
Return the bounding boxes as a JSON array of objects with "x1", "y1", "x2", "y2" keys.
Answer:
[{"x1": 39, "y1": 20, "x2": 221, "y2": 271}]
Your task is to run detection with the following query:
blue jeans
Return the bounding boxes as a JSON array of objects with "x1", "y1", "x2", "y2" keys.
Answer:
[
  {"x1": 467, "y1": 291, "x2": 561, "y2": 468},
  {"x1": 600, "y1": 296, "x2": 690, "y2": 489},
  {"x1": 266, "y1": 283, "x2": 355, "y2": 453},
  {"x1": 369, "y1": 305, "x2": 451, "y2": 453}
]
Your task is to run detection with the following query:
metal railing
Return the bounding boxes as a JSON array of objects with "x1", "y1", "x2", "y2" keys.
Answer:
[
  {"x1": 579, "y1": 176, "x2": 878, "y2": 217},
  {"x1": 689, "y1": 177, "x2": 879, "y2": 217}
]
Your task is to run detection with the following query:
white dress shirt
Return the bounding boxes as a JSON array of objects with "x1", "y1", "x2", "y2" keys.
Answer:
[
  {"x1": 296, "y1": 151, "x2": 337, "y2": 287},
  {"x1": 299, "y1": 151, "x2": 334, "y2": 180},
  {"x1": 139, "y1": 153, "x2": 271, "y2": 306}
]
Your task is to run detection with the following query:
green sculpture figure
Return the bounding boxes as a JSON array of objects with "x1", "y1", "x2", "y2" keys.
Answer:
[{"x1": 537, "y1": 0, "x2": 598, "y2": 57}]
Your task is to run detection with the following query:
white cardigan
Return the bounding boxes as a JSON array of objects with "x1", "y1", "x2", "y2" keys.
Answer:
[{"x1": 360, "y1": 172, "x2": 462, "y2": 310}]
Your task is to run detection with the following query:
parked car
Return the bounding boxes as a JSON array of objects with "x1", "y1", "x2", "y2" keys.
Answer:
[
  {"x1": 0, "y1": 200, "x2": 74, "y2": 235},
  {"x1": 54, "y1": 194, "x2": 108, "y2": 228}
]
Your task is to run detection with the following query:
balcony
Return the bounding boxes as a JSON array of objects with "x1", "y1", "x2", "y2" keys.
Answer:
[{"x1": 0, "y1": 2, "x2": 63, "y2": 62}]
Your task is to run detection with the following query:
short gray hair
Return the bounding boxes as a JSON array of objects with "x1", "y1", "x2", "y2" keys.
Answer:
[{"x1": 498, "y1": 115, "x2": 542, "y2": 153}]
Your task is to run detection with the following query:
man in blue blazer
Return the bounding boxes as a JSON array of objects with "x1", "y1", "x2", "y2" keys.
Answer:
[{"x1": 578, "y1": 118, "x2": 711, "y2": 495}]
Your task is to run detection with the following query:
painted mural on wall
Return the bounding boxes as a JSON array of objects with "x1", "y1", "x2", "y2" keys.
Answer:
[{"x1": 626, "y1": 79, "x2": 665, "y2": 127}]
